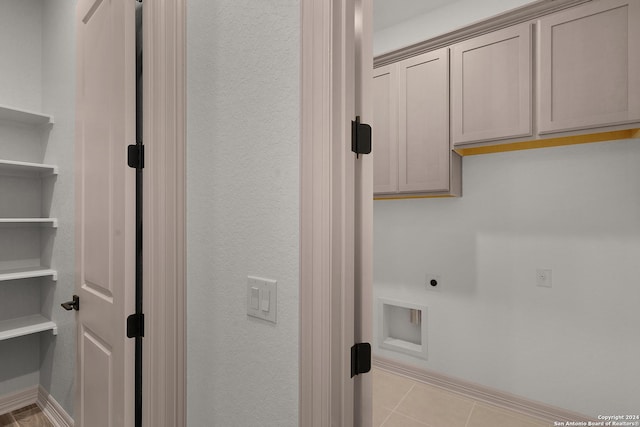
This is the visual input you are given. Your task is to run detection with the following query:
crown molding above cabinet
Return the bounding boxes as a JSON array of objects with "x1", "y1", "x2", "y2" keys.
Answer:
[{"x1": 374, "y1": 0, "x2": 591, "y2": 68}]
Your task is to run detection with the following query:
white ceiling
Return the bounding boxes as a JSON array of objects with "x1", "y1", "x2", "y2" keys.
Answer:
[{"x1": 373, "y1": 0, "x2": 454, "y2": 32}]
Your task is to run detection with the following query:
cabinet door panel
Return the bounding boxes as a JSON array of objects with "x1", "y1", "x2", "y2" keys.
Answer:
[
  {"x1": 398, "y1": 48, "x2": 449, "y2": 193},
  {"x1": 373, "y1": 65, "x2": 398, "y2": 194},
  {"x1": 451, "y1": 23, "x2": 532, "y2": 145},
  {"x1": 538, "y1": 0, "x2": 640, "y2": 133}
]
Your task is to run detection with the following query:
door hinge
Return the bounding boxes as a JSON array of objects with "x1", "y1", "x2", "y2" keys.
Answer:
[
  {"x1": 351, "y1": 342, "x2": 372, "y2": 378},
  {"x1": 351, "y1": 116, "x2": 372, "y2": 158},
  {"x1": 127, "y1": 143, "x2": 144, "y2": 169},
  {"x1": 127, "y1": 313, "x2": 145, "y2": 338}
]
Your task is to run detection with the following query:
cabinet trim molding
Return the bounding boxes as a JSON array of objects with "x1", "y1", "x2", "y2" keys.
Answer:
[
  {"x1": 454, "y1": 128, "x2": 640, "y2": 156},
  {"x1": 374, "y1": 0, "x2": 590, "y2": 68}
]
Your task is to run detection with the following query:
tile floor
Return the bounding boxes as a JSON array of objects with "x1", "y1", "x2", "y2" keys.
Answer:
[
  {"x1": 373, "y1": 368, "x2": 552, "y2": 427},
  {"x1": 0, "y1": 373, "x2": 552, "y2": 427},
  {"x1": 0, "y1": 404, "x2": 53, "y2": 427}
]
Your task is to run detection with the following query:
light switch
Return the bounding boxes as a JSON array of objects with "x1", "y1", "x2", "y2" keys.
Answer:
[
  {"x1": 250, "y1": 287, "x2": 260, "y2": 310},
  {"x1": 247, "y1": 276, "x2": 277, "y2": 323},
  {"x1": 261, "y1": 289, "x2": 270, "y2": 312}
]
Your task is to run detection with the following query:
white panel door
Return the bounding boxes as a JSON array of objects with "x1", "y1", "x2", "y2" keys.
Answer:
[{"x1": 75, "y1": 0, "x2": 136, "y2": 425}]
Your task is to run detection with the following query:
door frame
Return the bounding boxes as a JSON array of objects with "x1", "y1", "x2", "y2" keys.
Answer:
[
  {"x1": 299, "y1": 0, "x2": 373, "y2": 425},
  {"x1": 142, "y1": 1, "x2": 370, "y2": 425},
  {"x1": 142, "y1": 0, "x2": 187, "y2": 426},
  {"x1": 354, "y1": 0, "x2": 374, "y2": 424},
  {"x1": 299, "y1": 0, "x2": 357, "y2": 423}
]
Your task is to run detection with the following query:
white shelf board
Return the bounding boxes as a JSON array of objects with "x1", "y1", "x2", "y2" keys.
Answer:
[
  {"x1": 0, "y1": 104, "x2": 54, "y2": 125},
  {"x1": 0, "y1": 159, "x2": 58, "y2": 176},
  {"x1": 0, "y1": 218, "x2": 58, "y2": 227},
  {"x1": 0, "y1": 315, "x2": 57, "y2": 341},
  {"x1": 0, "y1": 267, "x2": 57, "y2": 282}
]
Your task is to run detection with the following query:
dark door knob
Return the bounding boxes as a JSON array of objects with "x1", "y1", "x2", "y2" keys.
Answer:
[{"x1": 61, "y1": 295, "x2": 80, "y2": 311}]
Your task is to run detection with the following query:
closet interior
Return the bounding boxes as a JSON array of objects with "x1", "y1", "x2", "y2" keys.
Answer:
[{"x1": 0, "y1": 0, "x2": 76, "y2": 417}]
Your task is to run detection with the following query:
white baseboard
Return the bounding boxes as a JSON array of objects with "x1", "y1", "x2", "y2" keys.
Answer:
[
  {"x1": 0, "y1": 386, "x2": 38, "y2": 416},
  {"x1": 373, "y1": 355, "x2": 594, "y2": 424},
  {"x1": 37, "y1": 386, "x2": 74, "y2": 427}
]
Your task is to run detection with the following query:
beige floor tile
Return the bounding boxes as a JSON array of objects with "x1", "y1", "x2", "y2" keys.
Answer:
[
  {"x1": 373, "y1": 405, "x2": 393, "y2": 427},
  {"x1": 467, "y1": 404, "x2": 549, "y2": 427},
  {"x1": 373, "y1": 368, "x2": 416, "y2": 410},
  {"x1": 394, "y1": 382, "x2": 474, "y2": 427},
  {"x1": 382, "y1": 412, "x2": 430, "y2": 427},
  {"x1": 483, "y1": 404, "x2": 552, "y2": 426}
]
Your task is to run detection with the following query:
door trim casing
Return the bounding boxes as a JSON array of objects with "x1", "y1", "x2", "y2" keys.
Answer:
[
  {"x1": 300, "y1": 0, "x2": 371, "y2": 425},
  {"x1": 143, "y1": 0, "x2": 187, "y2": 426}
]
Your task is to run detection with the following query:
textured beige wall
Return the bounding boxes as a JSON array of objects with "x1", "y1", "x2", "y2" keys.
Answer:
[{"x1": 187, "y1": 1, "x2": 300, "y2": 425}]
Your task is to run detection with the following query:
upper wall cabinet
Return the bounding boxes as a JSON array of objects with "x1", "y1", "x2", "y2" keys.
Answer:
[
  {"x1": 399, "y1": 49, "x2": 453, "y2": 194},
  {"x1": 451, "y1": 23, "x2": 532, "y2": 146},
  {"x1": 373, "y1": 64, "x2": 398, "y2": 194},
  {"x1": 538, "y1": 0, "x2": 640, "y2": 134},
  {"x1": 373, "y1": 48, "x2": 461, "y2": 198}
]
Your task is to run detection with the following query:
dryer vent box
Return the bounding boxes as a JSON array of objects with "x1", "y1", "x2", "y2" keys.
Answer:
[{"x1": 378, "y1": 298, "x2": 428, "y2": 360}]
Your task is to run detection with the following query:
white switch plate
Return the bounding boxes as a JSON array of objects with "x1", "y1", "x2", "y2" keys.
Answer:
[{"x1": 247, "y1": 276, "x2": 277, "y2": 323}]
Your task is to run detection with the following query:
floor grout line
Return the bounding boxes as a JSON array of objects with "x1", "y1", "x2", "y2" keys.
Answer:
[
  {"x1": 393, "y1": 412, "x2": 435, "y2": 426},
  {"x1": 391, "y1": 383, "x2": 415, "y2": 412},
  {"x1": 379, "y1": 408, "x2": 394, "y2": 427},
  {"x1": 380, "y1": 383, "x2": 415, "y2": 426},
  {"x1": 464, "y1": 402, "x2": 477, "y2": 427},
  {"x1": 375, "y1": 369, "x2": 553, "y2": 427}
]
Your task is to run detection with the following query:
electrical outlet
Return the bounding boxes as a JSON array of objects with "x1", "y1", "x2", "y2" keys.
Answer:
[
  {"x1": 536, "y1": 269, "x2": 552, "y2": 288},
  {"x1": 426, "y1": 273, "x2": 441, "y2": 292}
]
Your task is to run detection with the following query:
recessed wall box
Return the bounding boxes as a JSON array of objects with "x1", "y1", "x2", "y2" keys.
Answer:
[{"x1": 378, "y1": 298, "x2": 428, "y2": 360}]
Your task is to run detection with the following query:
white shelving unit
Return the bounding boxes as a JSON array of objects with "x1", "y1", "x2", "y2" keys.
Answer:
[
  {"x1": 0, "y1": 159, "x2": 58, "y2": 176},
  {"x1": 0, "y1": 267, "x2": 58, "y2": 282},
  {"x1": 0, "y1": 103, "x2": 58, "y2": 341},
  {"x1": 0, "y1": 218, "x2": 58, "y2": 227},
  {"x1": 0, "y1": 104, "x2": 54, "y2": 126},
  {"x1": 0, "y1": 315, "x2": 58, "y2": 341}
]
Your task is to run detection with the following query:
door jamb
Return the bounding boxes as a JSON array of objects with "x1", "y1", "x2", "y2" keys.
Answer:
[
  {"x1": 300, "y1": 0, "x2": 372, "y2": 425},
  {"x1": 354, "y1": 0, "x2": 374, "y2": 425}
]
